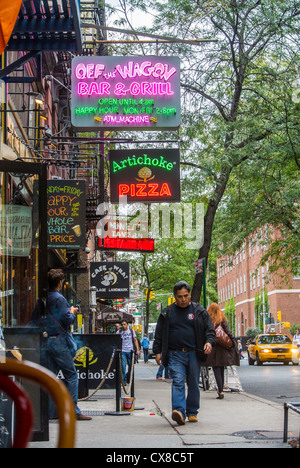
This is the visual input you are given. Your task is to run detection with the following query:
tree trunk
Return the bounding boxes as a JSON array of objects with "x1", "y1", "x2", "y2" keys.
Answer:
[{"x1": 191, "y1": 169, "x2": 231, "y2": 303}]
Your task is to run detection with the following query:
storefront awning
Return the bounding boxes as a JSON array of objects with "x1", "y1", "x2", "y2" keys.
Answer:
[
  {"x1": 6, "y1": 0, "x2": 82, "y2": 52},
  {"x1": 0, "y1": 1, "x2": 23, "y2": 54},
  {"x1": 98, "y1": 309, "x2": 134, "y2": 324}
]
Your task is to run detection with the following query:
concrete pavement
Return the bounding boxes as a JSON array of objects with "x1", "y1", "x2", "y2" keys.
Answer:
[{"x1": 29, "y1": 360, "x2": 300, "y2": 449}]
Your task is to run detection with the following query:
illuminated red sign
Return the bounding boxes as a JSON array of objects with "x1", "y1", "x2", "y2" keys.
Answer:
[
  {"x1": 71, "y1": 56, "x2": 181, "y2": 131},
  {"x1": 110, "y1": 148, "x2": 180, "y2": 203},
  {"x1": 97, "y1": 237, "x2": 155, "y2": 252}
]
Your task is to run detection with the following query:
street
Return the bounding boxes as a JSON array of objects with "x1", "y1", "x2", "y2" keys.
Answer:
[
  {"x1": 136, "y1": 355, "x2": 300, "y2": 405},
  {"x1": 237, "y1": 358, "x2": 300, "y2": 404}
]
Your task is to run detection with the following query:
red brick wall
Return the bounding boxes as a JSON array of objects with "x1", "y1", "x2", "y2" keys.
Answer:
[{"x1": 217, "y1": 233, "x2": 300, "y2": 335}]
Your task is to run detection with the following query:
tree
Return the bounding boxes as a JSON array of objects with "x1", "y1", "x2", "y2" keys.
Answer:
[
  {"x1": 176, "y1": 1, "x2": 300, "y2": 301},
  {"x1": 107, "y1": 0, "x2": 299, "y2": 301}
]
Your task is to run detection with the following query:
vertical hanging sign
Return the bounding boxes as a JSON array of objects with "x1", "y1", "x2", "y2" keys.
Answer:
[
  {"x1": 71, "y1": 56, "x2": 181, "y2": 131},
  {"x1": 47, "y1": 180, "x2": 86, "y2": 249}
]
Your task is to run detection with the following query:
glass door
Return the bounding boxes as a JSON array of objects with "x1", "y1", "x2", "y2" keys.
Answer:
[{"x1": 0, "y1": 160, "x2": 48, "y2": 443}]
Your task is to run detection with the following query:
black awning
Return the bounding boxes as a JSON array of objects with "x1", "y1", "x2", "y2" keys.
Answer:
[{"x1": 7, "y1": 0, "x2": 82, "y2": 52}]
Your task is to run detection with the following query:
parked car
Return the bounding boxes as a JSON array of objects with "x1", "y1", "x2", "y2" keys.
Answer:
[{"x1": 247, "y1": 333, "x2": 300, "y2": 366}]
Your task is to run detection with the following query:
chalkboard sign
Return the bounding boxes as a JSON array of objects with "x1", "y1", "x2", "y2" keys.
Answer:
[{"x1": 47, "y1": 180, "x2": 86, "y2": 249}]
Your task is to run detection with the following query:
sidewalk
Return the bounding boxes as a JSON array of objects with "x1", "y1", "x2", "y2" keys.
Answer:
[{"x1": 29, "y1": 360, "x2": 300, "y2": 449}]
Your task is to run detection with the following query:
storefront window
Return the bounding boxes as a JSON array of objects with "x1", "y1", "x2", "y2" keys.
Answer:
[
  {"x1": 0, "y1": 172, "x2": 39, "y2": 328},
  {"x1": 0, "y1": 161, "x2": 49, "y2": 444}
]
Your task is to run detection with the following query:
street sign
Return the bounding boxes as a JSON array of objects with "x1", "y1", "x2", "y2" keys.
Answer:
[{"x1": 195, "y1": 258, "x2": 205, "y2": 274}]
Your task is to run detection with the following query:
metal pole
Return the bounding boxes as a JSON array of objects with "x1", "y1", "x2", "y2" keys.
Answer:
[
  {"x1": 283, "y1": 403, "x2": 289, "y2": 443},
  {"x1": 131, "y1": 351, "x2": 135, "y2": 399},
  {"x1": 115, "y1": 349, "x2": 121, "y2": 413}
]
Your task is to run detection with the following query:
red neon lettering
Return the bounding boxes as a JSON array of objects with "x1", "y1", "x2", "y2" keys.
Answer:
[
  {"x1": 118, "y1": 183, "x2": 172, "y2": 198},
  {"x1": 160, "y1": 183, "x2": 172, "y2": 197},
  {"x1": 102, "y1": 237, "x2": 154, "y2": 252},
  {"x1": 148, "y1": 183, "x2": 159, "y2": 197},
  {"x1": 119, "y1": 184, "x2": 130, "y2": 196},
  {"x1": 136, "y1": 184, "x2": 147, "y2": 197}
]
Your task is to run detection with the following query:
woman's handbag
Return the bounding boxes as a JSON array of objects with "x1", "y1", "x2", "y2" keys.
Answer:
[{"x1": 215, "y1": 323, "x2": 233, "y2": 349}]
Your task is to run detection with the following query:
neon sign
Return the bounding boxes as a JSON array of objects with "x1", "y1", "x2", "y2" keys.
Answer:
[
  {"x1": 97, "y1": 237, "x2": 155, "y2": 253},
  {"x1": 71, "y1": 56, "x2": 181, "y2": 130},
  {"x1": 110, "y1": 149, "x2": 180, "y2": 203}
]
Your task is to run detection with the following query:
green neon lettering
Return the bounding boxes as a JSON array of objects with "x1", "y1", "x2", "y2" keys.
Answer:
[{"x1": 112, "y1": 155, "x2": 174, "y2": 172}]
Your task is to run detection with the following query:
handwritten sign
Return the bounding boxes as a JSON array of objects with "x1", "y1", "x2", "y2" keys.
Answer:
[
  {"x1": 47, "y1": 180, "x2": 86, "y2": 249},
  {"x1": 0, "y1": 205, "x2": 32, "y2": 257}
]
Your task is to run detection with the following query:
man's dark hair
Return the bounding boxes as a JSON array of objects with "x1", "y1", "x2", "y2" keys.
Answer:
[
  {"x1": 48, "y1": 269, "x2": 65, "y2": 289},
  {"x1": 173, "y1": 281, "x2": 191, "y2": 295}
]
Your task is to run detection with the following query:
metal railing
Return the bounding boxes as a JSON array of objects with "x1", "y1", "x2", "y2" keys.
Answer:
[{"x1": 283, "y1": 402, "x2": 300, "y2": 444}]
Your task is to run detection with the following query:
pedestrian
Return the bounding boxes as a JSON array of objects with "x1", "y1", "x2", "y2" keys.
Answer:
[
  {"x1": 293, "y1": 329, "x2": 300, "y2": 347},
  {"x1": 141, "y1": 333, "x2": 150, "y2": 363},
  {"x1": 205, "y1": 303, "x2": 240, "y2": 399},
  {"x1": 156, "y1": 365, "x2": 170, "y2": 380},
  {"x1": 117, "y1": 320, "x2": 140, "y2": 384},
  {"x1": 153, "y1": 280, "x2": 216, "y2": 425},
  {"x1": 31, "y1": 269, "x2": 91, "y2": 421},
  {"x1": 237, "y1": 339, "x2": 244, "y2": 359}
]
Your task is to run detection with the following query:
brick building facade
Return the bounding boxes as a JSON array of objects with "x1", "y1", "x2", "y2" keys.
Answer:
[{"x1": 217, "y1": 233, "x2": 300, "y2": 337}]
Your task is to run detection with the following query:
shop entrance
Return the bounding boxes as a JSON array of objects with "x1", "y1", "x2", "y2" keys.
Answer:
[{"x1": 0, "y1": 160, "x2": 48, "y2": 443}]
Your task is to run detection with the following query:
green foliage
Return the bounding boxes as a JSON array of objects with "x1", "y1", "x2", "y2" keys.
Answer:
[
  {"x1": 224, "y1": 296, "x2": 236, "y2": 336},
  {"x1": 106, "y1": 0, "x2": 300, "y2": 298}
]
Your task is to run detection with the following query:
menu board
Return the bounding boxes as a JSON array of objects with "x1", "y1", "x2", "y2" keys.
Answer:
[{"x1": 47, "y1": 180, "x2": 86, "y2": 249}]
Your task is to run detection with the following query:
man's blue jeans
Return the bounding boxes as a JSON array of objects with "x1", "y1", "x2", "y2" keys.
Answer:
[
  {"x1": 168, "y1": 350, "x2": 201, "y2": 419},
  {"x1": 121, "y1": 351, "x2": 133, "y2": 384},
  {"x1": 47, "y1": 335, "x2": 81, "y2": 418}
]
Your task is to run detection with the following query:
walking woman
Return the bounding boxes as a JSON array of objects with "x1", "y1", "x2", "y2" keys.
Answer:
[{"x1": 205, "y1": 303, "x2": 240, "y2": 399}]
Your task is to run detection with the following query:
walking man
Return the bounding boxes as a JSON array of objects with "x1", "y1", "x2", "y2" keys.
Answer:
[
  {"x1": 117, "y1": 320, "x2": 140, "y2": 384},
  {"x1": 153, "y1": 281, "x2": 215, "y2": 425},
  {"x1": 141, "y1": 333, "x2": 150, "y2": 363}
]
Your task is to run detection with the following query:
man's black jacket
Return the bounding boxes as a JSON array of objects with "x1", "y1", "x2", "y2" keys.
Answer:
[{"x1": 153, "y1": 302, "x2": 216, "y2": 366}]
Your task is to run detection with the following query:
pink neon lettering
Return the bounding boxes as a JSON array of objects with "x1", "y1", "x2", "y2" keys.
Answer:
[
  {"x1": 115, "y1": 61, "x2": 177, "y2": 82},
  {"x1": 75, "y1": 61, "x2": 177, "y2": 82},
  {"x1": 103, "y1": 115, "x2": 150, "y2": 125},
  {"x1": 75, "y1": 63, "x2": 105, "y2": 79},
  {"x1": 77, "y1": 82, "x2": 111, "y2": 96}
]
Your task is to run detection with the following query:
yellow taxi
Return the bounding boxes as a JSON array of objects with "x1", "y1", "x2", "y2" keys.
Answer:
[{"x1": 247, "y1": 333, "x2": 300, "y2": 366}]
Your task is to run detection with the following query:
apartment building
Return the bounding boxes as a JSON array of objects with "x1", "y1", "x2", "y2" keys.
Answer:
[{"x1": 217, "y1": 232, "x2": 300, "y2": 337}]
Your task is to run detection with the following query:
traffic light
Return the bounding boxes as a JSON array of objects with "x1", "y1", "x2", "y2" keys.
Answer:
[
  {"x1": 150, "y1": 290, "x2": 155, "y2": 300},
  {"x1": 282, "y1": 322, "x2": 290, "y2": 329},
  {"x1": 277, "y1": 311, "x2": 282, "y2": 323},
  {"x1": 145, "y1": 289, "x2": 155, "y2": 301},
  {"x1": 168, "y1": 297, "x2": 175, "y2": 305}
]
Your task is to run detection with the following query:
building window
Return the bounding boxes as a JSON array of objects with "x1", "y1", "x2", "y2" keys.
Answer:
[
  {"x1": 244, "y1": 273, "x2": 246, "y2": 293},
  {"x1": 294, "y1": 257, "x2": 300, "y2": 280}
]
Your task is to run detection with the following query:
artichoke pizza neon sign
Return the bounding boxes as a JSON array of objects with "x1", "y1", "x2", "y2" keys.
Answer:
[
  {"x1": 110, "y1": 149, "x2": 180, "y2": 203},
  {"x1": 71, "y1": 56, "x2": 181, "y2": 130}
]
